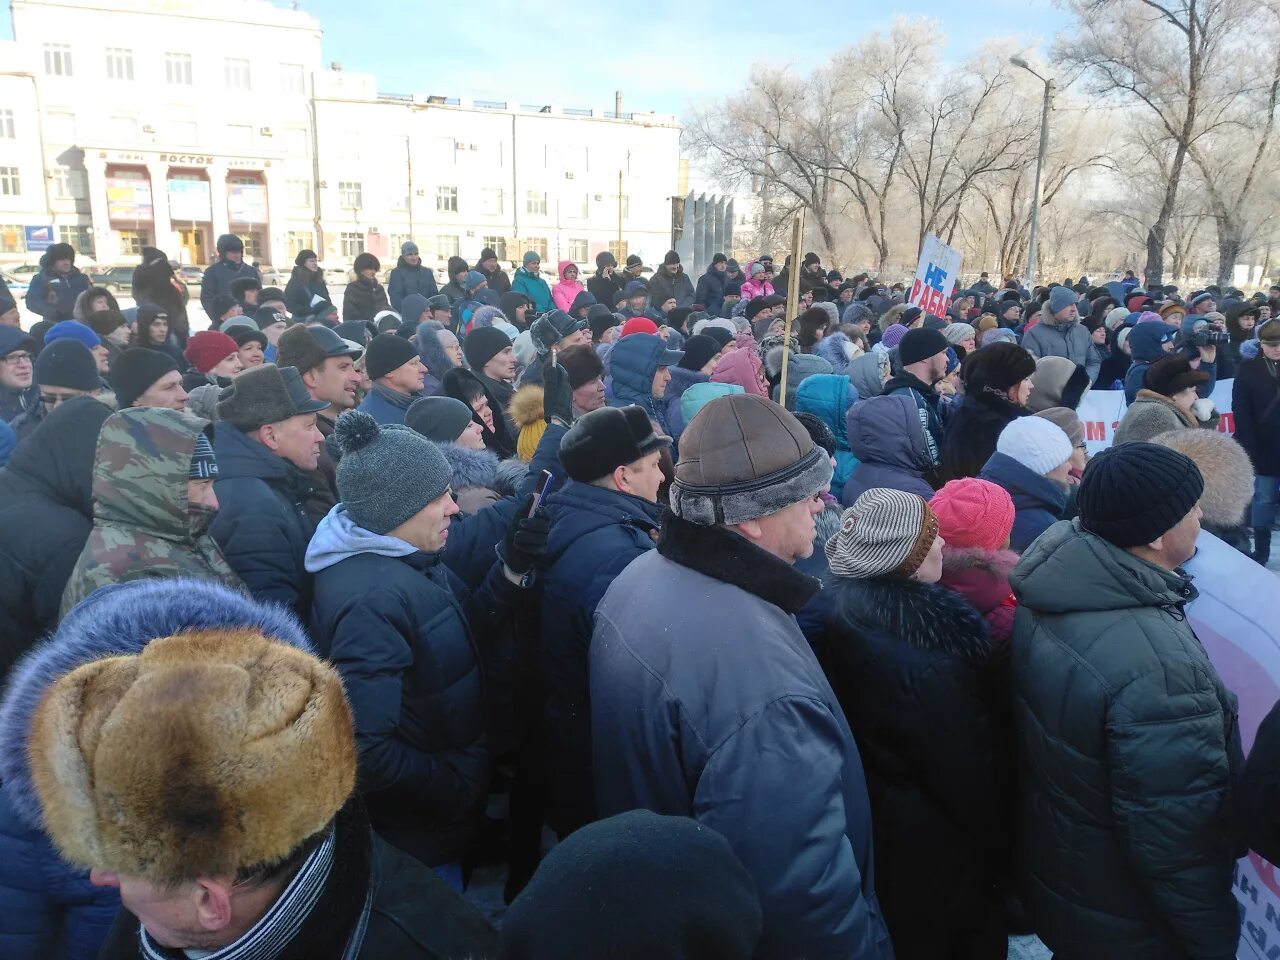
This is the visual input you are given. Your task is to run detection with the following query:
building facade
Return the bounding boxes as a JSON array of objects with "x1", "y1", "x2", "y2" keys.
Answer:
[{"x1": 0, "y1": 0, "x2": 681, "y2": 273}]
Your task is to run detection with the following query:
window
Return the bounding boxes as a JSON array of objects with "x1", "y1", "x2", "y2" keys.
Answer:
[
  {"x1": 225, "y1": 124, "x2": 253, "y2": 149},
  {"x1": 52, "y1": 167, "x2": 86, "y2": 200},
  {"x1": 105, "y1": 47, "x2": 134, "y2": 81},
  {"x1": 0, "y1": 225, "x2": 22, "y2": 253},
  {"x1": 433, "y1": 235, "x2": 460, "y2": 259},
  {"x1": 44, "y1": 44, "x2": 73, "y2": 77},
  {"x1": 163, "y1": 120, "x2": 197, "y2": 144},
  {"x1": 280, "y1": 63, "x2": 306, "y2": 96},
  {"x1": 567, "y1": 238, "x2": 588, "y2": 263},
  {"x1": 521, "y1": 237, "x2": 548, "y2": 261},
  {"x1": 388, "y1": 234, "x2": 412, "y2": 257},
  {"x1": 570, "y1": 194, "x2": 589, "y2": 219},
  {"x1": 281, "y1": 127, "x2": 310, "y2": 156},
  {"x1": 224, "y1": 58, "x2": 251, "y2": 90},
  {"x1": 338, "y1": 181, "x2": 362, "y2": 209},
  {"x1": 339, "y1": 232, "x2": 362, "y2": 258},
  {"x1": 389, "y1": 189, "x2": 409, "y2": 211},
  {"x1": 286, "y1": 231, "x2": 314, "y2": 259},
  {"x1": 435, "y1": 186, "x2": 458, "y2": 213},
  {"x1": 108, "y1": 116, "x2": 138, "y2": 141},
  {"x1": 59, "y1": 225, "x2": 94, "y2": 255},
  {"x1": 165, "y1": 52, "x2": 192, "y2": 86},
  {"x1": 608, "y1": 239, "x2": 629, "y2": 262},
  {"x1": 480, "y1": 188, "x2": 503, "y2": 216},
  {"x1": 118, "y1": 229, "x2": 149, "y2": 256},
  {"x1": 240, "y1": 231, "x2": 262, "y2": 260},
  {"x1": 0, "y1": 109, "x2": 13, "y2": 139},
  {"x1": 46, "y1": 111, "x2": 76, "y2": 143},
  {"x1": 286, "y1": 179, "x2": 311, "y2": 208},
  {"x1": 0, "y1": 168, "x2": 19, "y2": 196},
  {"x1": 525, "y1": 191, "x2": 547, "y2": 216},
  {"x1": 482, "y1": 236, "x2": 507, "y2": 261}
]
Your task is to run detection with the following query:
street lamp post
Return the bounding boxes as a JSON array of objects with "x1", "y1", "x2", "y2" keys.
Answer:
[{"x1": 1011, "y1": 57, "x2": 1054, "y2": 291}]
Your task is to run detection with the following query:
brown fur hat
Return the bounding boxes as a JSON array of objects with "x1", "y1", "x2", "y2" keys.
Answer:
[
  {"x1": 29, "y1": 629, "x2": 355, "y2": 884},
  {"x1": 1150, "y1": 428, "x2": 1254, "y2": 531}
]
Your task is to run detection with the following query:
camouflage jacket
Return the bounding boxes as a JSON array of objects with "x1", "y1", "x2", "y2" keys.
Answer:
[{"x1": 60, "y1": 407, "x2": 239, "y2": 618}]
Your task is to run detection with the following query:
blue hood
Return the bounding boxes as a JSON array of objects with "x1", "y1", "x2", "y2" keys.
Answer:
[
  {"x1": 305, "y1": 503, "x2": 418, "y2": 572},
  {"x1": 609, "y1": 334, "x2": 680, "y2": 422},
  {"x1": 1128, "y1": 322, "x2": 1176, "y2": 363},
  {"x1": 796, "y1": 374, "x2": 856, "y2": 451},
  {"x1": 815, "y1": 331, "x2": 854, "y2": 376},
  {"x1": 0, "y1": 579, "x2": 313, "y2": 829},
  {"x1": 979, "y1": 451, "x2": 1068, "y2": 515},
  {"x1": 846, "y1": 394, "x2": 932, "y2": 472},
  {"x1": 416, "y1": 319, "x2": 456, "y2": 377}
]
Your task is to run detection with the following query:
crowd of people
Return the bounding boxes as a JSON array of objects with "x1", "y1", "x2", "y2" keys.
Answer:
[{"x1": 1, "y1": 236, "x2": 1279, "y2": 960}]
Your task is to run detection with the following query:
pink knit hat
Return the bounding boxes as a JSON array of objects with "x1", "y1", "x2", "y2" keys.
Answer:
[{"x1": 929, "y1": 478, "x2": 1015, "y2": 552}]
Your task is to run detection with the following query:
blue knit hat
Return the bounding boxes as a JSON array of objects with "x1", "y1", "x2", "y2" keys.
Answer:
[
  {"x1": 465, "y1": 270, "x2": 487, "y2": 293},
  {"x1": 332, "y1": 410, "x2": 453, "y2": 535},
  {"x1": 45, "y1": 321, "x2": 101, "y2": 350},
  {"x1": 1048, "y1": 285, "x2": 1078, "y2": 315}
]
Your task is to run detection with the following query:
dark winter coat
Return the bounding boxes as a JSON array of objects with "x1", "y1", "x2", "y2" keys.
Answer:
[
  {"x1": 591, "y1": 514, "x2": 892, "y2": 959},
  {"x1": 477, "y1": 263, "x2": 510, "y2": 296},
  {"x1": 357, "y1": 384, "x2": 420, "y2": 426},
  {"x1": 1233, "y1": 353, "x2": 1280, "y2": 476},
  {"x1": 646, "y1": 265, "x2": 696, "y2": 309},
  {"x1": 539, "y1": 481, "x2": 661, "y2": 838},
  {"x1": 587, "y1": 271, "x2": 621, "y2": 307},
  {"x1": 1239, "y1": 697, "x2": 1280, "y2": 867},
  {"x1": 693, "y1": 265, "x2": 728, "y2": 316},
  {"x1": 978, "y1": 452, "x2": 1068, "y2": 552},
  {"x1": 308, "y1": 508, "x2": 514, "y2": 867},
  {"x1": 1124, "y1": 322, "x2": 1177, "y2": 404},
  {"x1": 388, "y1": 258, "x2": 439, "y2": 310},
  {"x1": 607, "y1": 333, "x2": 669, "y2": 430},
  {"x1": 0, "y1": 396, "x2": 111, "y2": 680},
  {"x1": 0, "y1": 382, "x2": 38, "y2": 424},
  {"x1": 660, "y1": 365, "x2": 708, "y2": 440},
  {"x1": 209, "y1": 422, "x2": 318, "y2": 621},
  {"x1": 1010, "y1": 519, "x2": 1243, "y2": 960},
  {"x1": 842, "y1": 394, "x2": 937, "y2": 504},
  {"x1": 819, "y1": 576, "x2": 1011, "y2": 959},
  {"x1": 199, "y1": 256, "x2": 261, "y2": 324},
  {"x1": 343, "y1": 277, "x2": 391, "y2": 325},
  {"x1": 24, "y1": 265, "x2": 89, "y2": 324},
  {"x1": 940, "y1": 390, "x2": 1028, "y2": 483},
  {"x1": 884, "y1": 370, "x2": 944, "y2": 470},
  {"x1": 285, "y1": 265, "x2": 331, "y2": 319}
]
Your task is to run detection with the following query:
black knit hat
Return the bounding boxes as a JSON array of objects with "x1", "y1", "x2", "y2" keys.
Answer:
[
  {"x1": 35, "y1": 339, "x2": 99, "y2": 391},
  {"x1": 462, "y1": 326, "x2": 511, "y2": 371},
  {"x1": 678, "y1": 334, "x2": 720, "y2": 372},
  {"x1": 587, "y1": 304, "x2": 620, "y2": 342},
  {"x1": 364, "y1": 333, "x2": 420, "y2": 380},
  {"x1": 558, "y1": 406, "x2": 671, "y2": 483},
  {"x1": 898, "y1": 328, "x2": 949, "y2": 366},
  {"x1": 1078, "y1": 442, "x2": 1204, "y2": 548},
  {"x1": 254, "y1": 305, "x2": 287, "y2": 332},
  {"x1": 1144, "y1": 355, "x2": 1210, "y2": 398},
  {"x1": 109, "y1": 348, "x2": 179, "y2": 407},
  {"x1": 556, "y1": 343, "x2": 604, "y2": 389},
  {"x1": 702, "y1": 326, "x2": 734, "y2": 350},
  {"x1": 404, "y1": 395, "x2": 474, "y2": 444}
]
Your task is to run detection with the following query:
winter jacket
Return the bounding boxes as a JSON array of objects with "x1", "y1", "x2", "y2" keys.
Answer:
[
  {"x1": 1021, "y1": 306, "x2": 1097, "y2": 382},
  {"x1": 884, "y1": 371, "x2": 944, "y2": 471},
  {"x1": 978, "y1": 452, "x2": 1067, "y2": 553},
  {"x1": 660, "y1": 365, "x2": 708, "y2": 440},
  {"x1": 284, "y1": 265, "x2": 331, "y2": 319},
  {"x1": 693, "y1": 265, "x2": 728, "y2": 316},
  {"x1": 551, "y1": 261, "x2": 585, "y2": 313},
  {"x1": 818, "y1": 576, "x2": 1011, "y2": 958},
  {"x1": 607, "y1": 333, "x2": 669, "y2": 429},
  {"x1": 848, "y1": 351, "x2": 887, "y2": 400},
  {"x1": 60, "y1": 410, "x2": 236, "y2": 617},
  {"x1": 0, "y1": 382, "x2": 38, "y2": 424},
  {"x1": 815, "y1": 330, "x2": 858, "y2": 377},
  {"x1": 940, "y1": 545, "x2": 1020, "y2": 645},
  {"x1": 539, "y1": 481, "x2": 662, "y2": 837},
  {"x1": 940, "y1": 390, "x2": 1028, "y2": 483},
  {"x1": 0, "y1": 419, "x2": 14, "y2": 468},
  {"x1": 343, "y1": 277, "x2": 391, "y2": 325},
  {"x1": 647, "y1": 265, "x2": 696, "y2": 309},
  {"x1": 131, "y1": 254, "x2": 191, "y2": 346},
  {"x1": 0, "y1": 396, "x2": 111, "y2": 679},
  {"x1": 512, "y1": 266, "x2": 553, "y2": 314},
  {"x1": 24, "y1": 265, "x2": 89, "y2": 324},
  {"x1": 591, "y1": 514, "x2": 892, "y2": 959},
  {"x1": 1233, "y1": 353, "x2": 1280, "y2": 476},
  {"x1": 358, "y1": 383, "x2": 420, "y2": 426},
  {"x1": 739, "y1": 274, "x2": 775, "y2": 303},
  {"x1": 796, "y1": 374, "x2": 859, "y2": 495},
  {"x1": 209, "y1": 422, "x2": 318, "y2": 621},
  {"x1": 1123, "y1": 322, "x2": 1177, "y2": 403},
  {"x1": 587, "y1": 270, "x2": 621, "y2": 308},
  {"x1": 477, "y1": 262, "x2": 510, "y2": 296},
  {"x1": 1113, "y1": 389, "x2": 1198, "y2": 445},
  {"x1": 442, "y1": 368, "x2": 517, "y2": 460},
  {"x1": 843, "y1": 394, "x2": 937, "y2": 504},
  {"x1": 199, "y1": 256, "x2": 261, "y2": 322},
  {"x1": 387, "y1": 258, "x2": 439, "y2": 311},
  {"x1": 1010, "y1": 519, "x2": 1243, "y2": 960},
  {"x1": 307, "y1": 505, "x2": 513, "y2": 867},
  {"x1": 1240, "y1": 697, "x2": 1280, "y2": 866}
]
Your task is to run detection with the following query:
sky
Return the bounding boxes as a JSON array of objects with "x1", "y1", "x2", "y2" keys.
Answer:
[{"x1": 3, "y1": 0, "x2": 1072, "y2": 118}]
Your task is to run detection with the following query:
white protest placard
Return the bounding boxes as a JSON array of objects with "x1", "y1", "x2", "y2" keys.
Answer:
[
  {"x1": 908, "y1": 234, "x2": 963, "y2": 318},
  {"x1": 1073, "y1": 379, "x2": 1236, "y2": 455}
]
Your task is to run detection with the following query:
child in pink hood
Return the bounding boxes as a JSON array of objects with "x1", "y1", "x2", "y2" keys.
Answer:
[
  {"x1": 739, "y1": 261, "x2": 775, "y2": 302},
  {"x1": 711, "y1": 347, "x2": 768, "y2": 397},
  {"x1": 551, "y1": 260, "x2": 585, "y2": 312},
  {"x1": 930, "y1": 478, "x2": 1020, "y2": 645}
]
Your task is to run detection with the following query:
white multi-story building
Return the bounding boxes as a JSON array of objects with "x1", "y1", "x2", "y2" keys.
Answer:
[{"x1": 0, "y1": 0, "x2": 681, "y2": 273}]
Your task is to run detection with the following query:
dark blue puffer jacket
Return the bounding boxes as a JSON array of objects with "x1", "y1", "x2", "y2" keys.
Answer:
[
  {"x1": 979, "y1": 451, "x2": 1068, "y2": 552},
  {"x1": 24, "y1": 266, "x2": 89, "y2": 323},
  {"x1": 1123, "y1": 323, "x2": 1177, "y2": 403},
  {"x1": 607, "y1": 333, "x2": 675, "y2": 430},
  {"x1": 199, "y1": 256, "x2": 260, "y2": 320}
]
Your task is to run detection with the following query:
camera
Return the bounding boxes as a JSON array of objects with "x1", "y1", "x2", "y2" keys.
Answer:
[{"x1": 1190, "y1": 329, "x2": 1231, "y2": 347}]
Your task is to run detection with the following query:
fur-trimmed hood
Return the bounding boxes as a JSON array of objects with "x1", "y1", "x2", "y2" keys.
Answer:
[
  {"x1": 436, "y1": 440, "x2": 526, "y2": 495},
  {"x1": 0, "y1": 578, "x2": 313, "y2": 830},
  {"x1": 942, "y1": 544, "x2": 1019, "y2": 580},
  {"x1": 1150, "y1": 427, "x2": 1254, "y2": 531}
]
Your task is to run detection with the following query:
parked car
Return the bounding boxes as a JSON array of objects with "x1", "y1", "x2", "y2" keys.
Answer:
[
  {"x1": 323, "y1": 267, "x2": 351, "y2": 287},
  {"x1": 178, "y1": 265, "x2": 204, "y2": 287},
  {"x1": 8, "y1": 264, "x2": 41, "y2": 278},
  {"x1": 259, "y1": 267, "x2": 290, "y2": 287},
  {"x1": 91, "y1": 266, "x2": 134, "y2": 296},
  {"x1": 2, "y1": 270, "x2": 31, "y2": 299}
]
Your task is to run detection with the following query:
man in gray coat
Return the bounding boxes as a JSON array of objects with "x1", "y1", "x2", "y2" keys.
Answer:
[
  {"x1": 1010, "y1": 441, "x2": 1242, "y2": 960},
  {"x1": 1023, "y1": 285, "x2": 1099, "y2": 382},
  {"x1": 590, "y1": 393, "x2": 892, "y2": 959}
]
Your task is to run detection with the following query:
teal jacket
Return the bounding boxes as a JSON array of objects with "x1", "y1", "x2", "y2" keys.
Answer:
[{"x1": 511, "y1": 266, "x2": 552, "y2": 314}]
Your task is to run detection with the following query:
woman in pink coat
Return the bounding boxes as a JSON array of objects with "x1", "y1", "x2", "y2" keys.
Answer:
[
  {"x1": 711, "y1": 347, "x2": 768, "y2": 397},
  {"x1": 739, "y1": 261, "x2": 775, "y2": 302},
  {"x1": 551, "y1": 260, "x2": 585, "y2": 312}
]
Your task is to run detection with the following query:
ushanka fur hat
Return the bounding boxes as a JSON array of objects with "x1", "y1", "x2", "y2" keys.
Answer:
[{"x1": 0, "y1": 578, "x2": 355, "y2": 885}]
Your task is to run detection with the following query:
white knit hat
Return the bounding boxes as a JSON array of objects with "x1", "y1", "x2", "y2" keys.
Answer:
[
  {"x1": 825, "y1": 488, "x2": 939, "y2": 580},
  {"x1": 996, "y1": 416, "x2": 1073, "y2": 476}
]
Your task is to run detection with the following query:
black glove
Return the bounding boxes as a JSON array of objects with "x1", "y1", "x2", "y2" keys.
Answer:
[
  {"x1": 501, "y1": 494, "x2": 551, "y2": 576},
  {"x1": 542, "y1": 359, "x2": 573, "y2": 425}
]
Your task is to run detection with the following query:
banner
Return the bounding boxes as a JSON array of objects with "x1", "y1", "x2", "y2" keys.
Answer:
[
  {"x1": 23, "y1": 225, "x2": 53, "y2": 251},
  {"x1": 106, "y1": 176, "x2": 153, "y2": 221},
  {"x1": 1185, "y1": 534, "x2": 1280, "y2": 959},
  {"x1": 167, "y1": 178, "x2": 211, "y2": 221},
  {"x1": 1075, "y1": 380, "x2": 1235, "y2": 455},
  {"x1": 908, "y1": 234, "x2": 963, "y2": 317},
  {"x1": 227, "y1": 182, "x2": 267, "y2": 223}
]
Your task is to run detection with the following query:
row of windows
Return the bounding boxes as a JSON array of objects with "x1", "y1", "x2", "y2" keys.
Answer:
[
  {"x1": 41, "y1": 44, "x2": 307, "y2": 94},
  {"x1": 37, "y1": 109, "x2": 312, "y2": 156},
  {"x1": 0, "y1": 224, "x2": 94, "y2": 255},
  {"x1": 326, "y1": 183, "x2": 629, "y2": 218}
]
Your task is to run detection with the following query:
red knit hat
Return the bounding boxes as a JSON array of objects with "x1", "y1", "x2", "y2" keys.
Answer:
[
  {"x1": 620, "y1": 317, "x2": 659, "y2": 338},
  {"x1": 929, "y1": 478, "x2": 1015, "y2": 552},
  {"x1": 183, "y1": 330, "x2": 239, "y2": 374}
]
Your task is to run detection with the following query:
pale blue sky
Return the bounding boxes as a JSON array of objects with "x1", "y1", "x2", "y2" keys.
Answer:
[{"x1": 4, "y1": 0, "x2": 1070, "y2": 116}]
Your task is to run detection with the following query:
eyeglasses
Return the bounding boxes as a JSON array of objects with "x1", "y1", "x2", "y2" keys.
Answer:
[
  {"x1": 2, "y1": 352, "x2": 33, "y2": 366},
  {"x1": 41, "y1": 391, "x2": 83, "y2": 408}
]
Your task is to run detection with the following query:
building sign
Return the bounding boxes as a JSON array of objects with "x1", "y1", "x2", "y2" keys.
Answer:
[
  {"x1": 106, "y1": 177, "x2": 153, "y2": 221},
  {"x1": 23, "y1": 225, "x2": 54, "y2": 251},
  {"x1": 168, "y1": 178, "x2": 211, "y2": 221},
  {"x1": 228, "y1": 182, "x2": 267, "y2": 223}
]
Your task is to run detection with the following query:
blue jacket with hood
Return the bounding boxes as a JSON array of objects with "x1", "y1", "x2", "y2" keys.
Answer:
[
  {"x1": 979, "y1": 451, "x2": 1068, "y2": 552},
  {"x1": 796, "y1": 373, "x2": 859, "y2": 495},
  {"x1": 842, "y1": 394, "x2": 936, "y2": 505},
  {"x1": 388, "y1": 257, "x2": 439, "y2": 310},
  {"x1": 1123, "y1": 323, "x2": 1177, "y2": 403},
  {"x1": 607, "y1": 333, "x2": 676, "y2": 430}
]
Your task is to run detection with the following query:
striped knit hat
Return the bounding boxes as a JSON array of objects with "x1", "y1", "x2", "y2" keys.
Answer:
[{"x1": 825, "y1": 488, "x2": 939, "y2": 580}]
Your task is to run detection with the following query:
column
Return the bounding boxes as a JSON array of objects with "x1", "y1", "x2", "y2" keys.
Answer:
[
  {"x1": 146, "y1": 161, "x2": 174, "y2": 255},
  {"x1": 209, "y1": 160, "x2": 229, "y2": 241},
  {"x1": 262, "y1": 164, "x2": 287, "y2": 267},
  {"x1": 82, "y1": 154, "x2": 112, "y2": 261}
]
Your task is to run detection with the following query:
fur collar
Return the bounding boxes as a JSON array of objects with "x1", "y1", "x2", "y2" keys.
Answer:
[
  {"x1": 657, "y1": 511, "x2": 820, "y2": 613},
  {"x1": 0, "y1": 579, "x2": 312, "y2": 830},
  {"x1": 1134, "y1": 388, "x2": 1198, "y2": 427},
  {"x1": 942, "y1": 544, "x2": 1019, "y2": 579},
  {"x1": 828, "y1": 576, "x2": 992, "y2": 666},
  {"x1": 438, "y1": 441, "x2": 500, "y2": 490}
]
